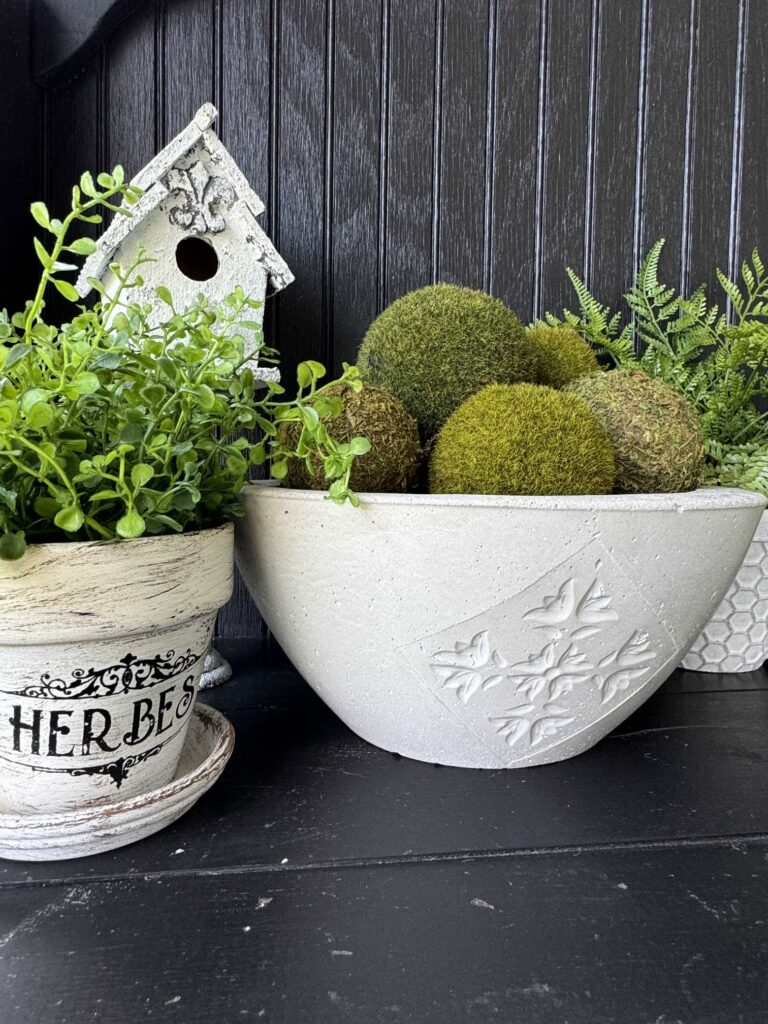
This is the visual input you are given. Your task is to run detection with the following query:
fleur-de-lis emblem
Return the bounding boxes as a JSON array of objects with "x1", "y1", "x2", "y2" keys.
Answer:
[{"x1": 165, "y1": 161, "x2": 236, "y2": 234}]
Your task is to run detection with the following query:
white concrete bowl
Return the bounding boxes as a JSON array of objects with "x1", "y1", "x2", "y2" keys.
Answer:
[{"x1": 236, "y1": 483, "x2": 765, "y2": 769}]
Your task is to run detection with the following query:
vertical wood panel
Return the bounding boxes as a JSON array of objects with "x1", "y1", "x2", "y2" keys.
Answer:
[
  {"x1": 216, "y1": 0, "x2": 275, "y2": 639},
  {"x1": 588, "y1": 0, "x2": 642, "y2": 306},
  {"x1": 436, "y1": 0, "x2": 489, "y2": 288},
  {"x1": 331, "y1": 0, "x2": 383, "y2": 367},
  {"x1": 685, "y1": 0, "x2": 740, "y2": 296},
  {"x1": 536, "y1": 0, "x2": 593, "y2": 318},
  {"x1": 163, "y1": 0, "x2": 214, "y2": 139},
  {"x1": 639, "y1": 0, "x2": 692, "y2": 291},
  {"x1": 273, "y1": 0, "x2": 328, "y2": 388},
  {"x1": 738, "y1": 0, "x2": 765, "y2": 269},
  {"x1": 106, "y1": 9, "x2": 156, "y2": 175},
  {"x1": 384, "y1": 0, "x2": 436, "y2": 304},
  {"x1": 490, "y1": 0, "x2": 542, "y2": 320},
  {"x1": 45, "y1": 69, "x2": 101, "y2": 223}
]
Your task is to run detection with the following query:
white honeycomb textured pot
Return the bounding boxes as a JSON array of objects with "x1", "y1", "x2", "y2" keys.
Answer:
[
  {"x1": 682, "y1": 510, "x2": 768, "y2": 673},
  {"x1": 0, "y1": 525, "x2": 233, "y2": 814},
  {"x1": 236, "y1": 484, "x2": 765, "y2": 769}
]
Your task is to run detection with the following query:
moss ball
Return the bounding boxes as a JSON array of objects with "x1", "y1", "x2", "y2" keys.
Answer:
[
  {"x1": 357, "y1": 284, "x2": 536, "y2": 439},
  {"x1": 566, "y1": 369, "x2": 705, "y2": 493},
  {"x1": 428, "y1": 383, "x2": 616, "y2": 496},
  {"x1": 281, "y1": 383, "x2": 421, "y2": 493},
  {"x1": 526, "y1": 324, "x2": 600, "y2": 388}
]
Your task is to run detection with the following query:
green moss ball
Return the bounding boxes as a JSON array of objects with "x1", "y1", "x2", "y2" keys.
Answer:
[
  {"x1": 357, "y1": 284, "x2": 536, "y2": 439},
  {"x1": 566, "y1": 369, "x2": 705, "y2": 493},
  {"x1": 526, "y1": 324, "x2": 600, "y2": 388},
  {"x1": 428, "y1": 383, "x2": 616, "y2": 496},
  {"x1": 281, "y1": 383, "x2": 421, "y2": 493}
]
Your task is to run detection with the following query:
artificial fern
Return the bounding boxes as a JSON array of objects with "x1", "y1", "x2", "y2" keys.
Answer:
[{"x1": 542, "y1": 240, "x2": 768, "y2": 495}]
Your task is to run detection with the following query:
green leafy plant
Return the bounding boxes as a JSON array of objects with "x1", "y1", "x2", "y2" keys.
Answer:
[
  {"x1": 540, "y1": 239, "x2": 768, "y2": 495},
  {"x1": 0, "y1": 168, "x2": 369, "y2": 559}
]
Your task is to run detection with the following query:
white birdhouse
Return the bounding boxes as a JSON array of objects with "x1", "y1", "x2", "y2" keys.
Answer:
[{"x1": 76, "y1": 103, "x2": 292, "y2": 375}]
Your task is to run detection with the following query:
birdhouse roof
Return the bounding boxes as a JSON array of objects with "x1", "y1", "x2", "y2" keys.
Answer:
[{"x1": 75, "y1": 104, "x2": 292, "y2": 298}]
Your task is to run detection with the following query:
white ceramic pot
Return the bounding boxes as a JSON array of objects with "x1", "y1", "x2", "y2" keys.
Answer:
[
  {"x1": 682, "y1": 510, "x2": 768, "y2": 673},
  {"x1": 236, "y1": 484, "x2": 764, "y2": 769},
  {"x1": 0, "y1": 525, "x2": 233, "y2": 813}
]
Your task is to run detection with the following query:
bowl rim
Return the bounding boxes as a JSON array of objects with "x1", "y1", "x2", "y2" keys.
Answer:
[{"x1": 243, "y1": 482, "x2": 767, "y2": 514}]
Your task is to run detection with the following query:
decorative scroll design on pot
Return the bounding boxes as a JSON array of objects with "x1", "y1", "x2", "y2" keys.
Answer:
[
  {"x1": 6, "y1": 650, "x2": 203, "y2": 699},
  {"x1": 426, "y1": 570, "x2": 659, "y2": 754},
  {"x1": 165, "y1": 161, "x2": 236, "y2": 234},
  {"x1": 506, "y1": 641, "x2": 594, "y2": 701},
  {"x1": 490, "y1": 702, "x2": 575, "y2": 748},
  {"x1": 30, "y1": 746, "x2": 163, "y2": 789},
  {"x1": 592, "y1": 631, "x2": 656, "y2": 703},
  {"x1": 430, "y1": 631, "x2": 507, "y2": 704}
]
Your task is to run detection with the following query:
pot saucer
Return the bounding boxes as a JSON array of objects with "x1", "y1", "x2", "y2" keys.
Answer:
[{"x1": 0, "y1": 703, "x2": 234, "y2": 862}]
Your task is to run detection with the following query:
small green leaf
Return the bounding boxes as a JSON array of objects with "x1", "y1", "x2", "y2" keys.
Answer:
[
  {"x1": 68, "y1": 237, "x2": 98, "y2": 256},
  {"x1": 68, "y1": 372, "x2": 100, "y2": 396},
  {"x1": 0, "y1": 531, "x2": 26, "y2": 560},
  {"x1": 131, "y1": 463, "x2": 154, "y2": 489},
  {"x1": 30, "y1": 202, "x2": 50, "y2": 230},
  {"x1": 116, "y1": 509, "x2": 146, "y2": 539},
  {"x1": 34, "y1": 497, "x2": 59, "y2": 518},
  {"x1": 193, "y1": 384, "x2": 215, "y2": 410},
  {"x1": 27, "y1": 402, "x2": 54, "y2": 429},
  {"x1": 0, "y1": 485, "x2": 17, "y2": 512},
  {"x1": 52, "y1": 278, "x2": 80, "y2": 302},
  {"x1": 156, "y1": 286, "x2": 173, "y2": 306},
  {"x1": 54, "y1": 505, "x2": 85, "y2": 533},
  {"x1": 21, "y1": 389, "x2": 52, "y2": 415},
  {"x1": 271, "y1": 459, "x2": 289, "y2": 480},
  {"x1": 88, "y1": 489, "x2": 122, "y2": 502},
  {"x1": 33, "y1": 236, "x2": 52, "y2": 269},
  {"x1": 91, "y1": 351, "x2": 123, "y2": 370},
  {"x1": 4, "y1": 344, "x2": 31, "y2": 370},
  {"x1": 80, "y1": 171, "x2": 96, "y2": 196},
  {"x1": 348, "y1": 436, "x2": 372, "y2": 456},
  {"x1": 148, "y1": 513, "x2": 184, "y2": 533}
]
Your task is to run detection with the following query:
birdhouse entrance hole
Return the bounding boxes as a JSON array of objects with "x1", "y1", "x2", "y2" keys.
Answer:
[{"x1": 175, "y1": 236, "x2": 219, "y2": 281}]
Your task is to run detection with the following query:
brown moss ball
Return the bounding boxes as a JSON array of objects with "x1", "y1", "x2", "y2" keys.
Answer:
[
  {"x1": 566, "y1": 369, "x2": 705, "y2": 493},
  {"x1": 281, "y1": 383, "x2": 421, "y2": 493}
]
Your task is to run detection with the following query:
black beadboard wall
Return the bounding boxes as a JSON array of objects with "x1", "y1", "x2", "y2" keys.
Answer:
[{"x1": 11, "y1": 0, "x2": 768, "y2": 636}]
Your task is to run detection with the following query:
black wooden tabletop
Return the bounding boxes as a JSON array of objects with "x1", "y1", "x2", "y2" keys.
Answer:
[{"x1": 2, "y1": 639, "x2": 767, "y2": 1024}]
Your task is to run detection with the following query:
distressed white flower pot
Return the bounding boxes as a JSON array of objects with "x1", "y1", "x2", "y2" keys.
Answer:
[
  {"x1": 0, "y1": 525, "x2": 233, "y2": 814},
  {"x1": 0, "y1": 703, "x2": 235, "y2": 862},
  {"x1": 236, "y1": 484, "x2": 765, "y2": 769},
  {"x1": 682, "y1": 510, "x2": 768, "y2": 673}
]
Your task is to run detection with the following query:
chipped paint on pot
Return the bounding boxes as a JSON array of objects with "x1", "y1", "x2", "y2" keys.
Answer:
[
  {"x1": 236, "y1": 484, "x2": 765, "y2": 769},
  {"x1": 0, "y1": 525, "x2": 233, "y2": 814}
]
